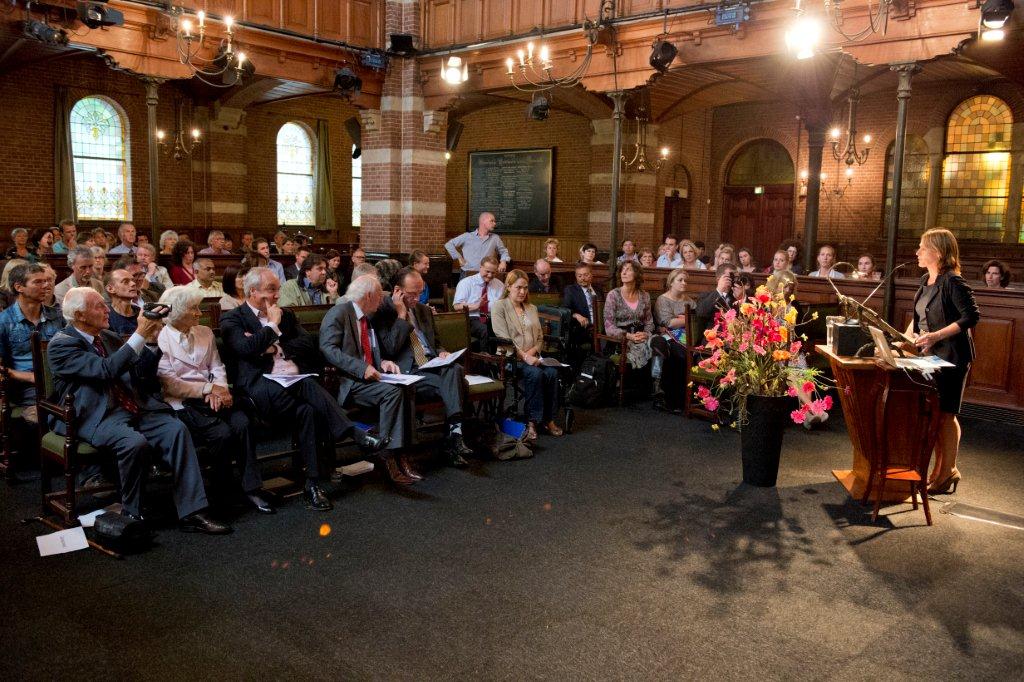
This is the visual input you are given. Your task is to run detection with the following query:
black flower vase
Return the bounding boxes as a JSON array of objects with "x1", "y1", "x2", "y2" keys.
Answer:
[{"x1": 739, "y1": 394, "x2": 790, "y2": 487}]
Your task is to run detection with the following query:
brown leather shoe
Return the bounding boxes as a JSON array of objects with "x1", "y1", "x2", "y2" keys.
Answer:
[
  {"x1": 545, "y1": 421, "x2": 564, "y2": 437},
  {"x1": 399, "y1": 454, "x2": 424, "y2": 481},
  {"x1": 384, "y1": 456, "x2": 415, "y2": 485},
  {"x1": 524, "y1": 422, "x2": 538, "y2": 443}
]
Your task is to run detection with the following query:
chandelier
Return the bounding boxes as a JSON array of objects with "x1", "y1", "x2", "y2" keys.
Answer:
[
  {"x1": 830, "y1": 89, "x2": 873, "y2": 167},
  {"x1": 784, "y1": 0, "x2": 896, "y2": 60},
  {"x1": 157, "y1": 100, "x2": 201, "y2": 161},
  {"x1": 505, "y1": 0, "x2": 615, "y2": 92},
  {"x1": 174, "y1": 10, "x2": 249, "y2": 87},
  {"x1": 621, "y1": 93, "x2": 668, "y2": 173}
]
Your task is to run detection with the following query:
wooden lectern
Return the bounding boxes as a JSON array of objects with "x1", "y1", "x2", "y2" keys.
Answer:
[{"x1": 817, "y1": 345, "x2": 941, "y2": 504}]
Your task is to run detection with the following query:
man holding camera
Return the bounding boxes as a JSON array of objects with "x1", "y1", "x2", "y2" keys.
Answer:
[{"x1": 694, "y1": 263, "x2": 738, "y2": 341}]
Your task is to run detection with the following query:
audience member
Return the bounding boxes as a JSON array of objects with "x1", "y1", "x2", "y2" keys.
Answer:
[
  {"x1": 694, "y1": 263, "x2": 738, "y2": 340},
  {"x1": 137, "y1": 242, "x2": 173, "y2": 290},
  {"x1": 219, "y1": 268, "x2": 383, "y2": 511},
  {"x1": 5, "y1": 228, "x2": 36, "y2": 262},
  {"x1": 617, "y1": 239, "x2": 638, "y2": 265},
  {"x1": 651, "y1": 268, "x2": 692, "y2": 412},
  {"x1": 604, "y1": 260, "x2": 655, "y2": 373},
  {"x1": 282, "y1": 238, "x2": 297, "y2": 255},
  {"x1": 766, "y1": 265, "x2": 797, "y2": 299},
  {"x1": 49, "y1": 287, "x2": 230, "y2": 534},
  {"x1": 271, "y1": 230, "x2": 288, "y2": 254},
  {"x1": 90, "y1": 246, "x2": 108, "y2": 280},
  {"x1": 680, "y1": 239, "x2": 706, "y2": 270},
  {"x1": 252, "y1": 238, "x2": 286, "y2": 283},
  {"x1": 31, "y1": 228, "x2": 54, "y2": 257},
  {"x1": 853, "y1": 254, "x2": 881, "y2": 280},
  {"x1": 40, "y1": 263, "x2": 59, "y2": 310},
  {"x1": 731, "y1": 273, "x2": 755, "y2": 304},
  {"x1": 530, "y1": 258, "x2": 561, "y2": 295},
  {"x1": 199, "y1": 230, "x2": 232, "y2": 256},
  {"x1": 112, "y1": 254, "x2": 161, "y2": 305},
  {"x1": 445, "y1": 212, "x2": 511, "y2": 274},
  {"x1": 350, "y1": 247, "x2": 367, "y2": 267},
  {"x1": 52, "y1": 220, "x2": 77, "y2": 254},
  {"x1": 88, "y1": 228, "x2": 107, "y2": 250},
  {"x1": 324, "y1": 249, "x2": 343, "y2": 280},
  {"x1": 713, "y1": 244, "x2": 736, "y2": 268},
  {"x1": 159, "y1": 230, "x2": 179, "y2": 255},
  {"x1": 736, "y1": 247, "x2": 756, "y2": 272},
  {"x1": 453, "y1": 255, "x2": 504, "y2": 347},
  {"x1": 809, "y1": 244, "x2": 844, "y2": 278},
  {"x1": 0, "y1": 259, "x2": 29, "y2": 310},
  {"x1": 283, "y1": 245, "x2": 310, "y2": 281},
  {"x1": 105, "y1": 268, "x2": 140, "y2": 336},
  {"x1": 54, "y1": 247, "x2": 104, "y2": 303},
  {"x1": 186, "y1": 258, "x2": 223, "y2": 296},
  {"x1": 579, "y1": 242, "x2": 602, "y2": 265},
  {"x1": 408, "y1": 250, "x2": 430, "y2": 304},
  {"x1": 156, "y1": 286, "x2": 273, "y2": 515},
  {"x1": 375, "y1": 258, "x2": 402, "y2": 291},
  {"x1": 0, "y1": 263, "x2": 64, "y2": 423},
  {"x1": 561, "y1": 263, "x2": 603, "y2": 360},
  {"x1": 385, "y1": 267, "x2": 474, "y2": 466},
  {"x1": 279, "y1": 254, "x2": 338, "y2": 306},
  {"x1": 638, "y1": 248, "x2": 656, "y2": 268},
  {"x1": 694, "y1": 240, "x2": 710, "y2": 266},
  {"x1": 219, "y1": 265, "x2": 248, "y2": 311},
  {"x1": 170, "y1": 240, "x2": 197, "y2": 285},
  {"x1": 136, "y1": 234, "x2": 151, "y2": 248},
  {"x1": 657, "y1": 235, "x2": 683, "y2": 268},
  {"x1": 779, "y1": 238, "x2": 804, "y2": 275},
  {"x1": 981, "y1": 259, "x2": 1010, "y2": 289},
  {"x1": 223, "y1": 237, "x2": 234, "y2": 252},
  {"x1": 543, "y1": 238, "x2": 563, "y2": 263},
  {"x1": 239, "y1": 231, "x2": 254, "y2": 254},
  {"x1": 491, "y1": 270, "x2": 563, "y2": 442},
  {"x1": 107, "y1": 222, "x2": 138, "y2": 256}
]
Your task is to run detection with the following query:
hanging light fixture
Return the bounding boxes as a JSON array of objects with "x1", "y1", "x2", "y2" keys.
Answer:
[
  {"x1": 174, "y1": 9, "x2": 250, "y2": 88},
  {"x1": 156, "y1": 99, "x2": 201, "y2": 161},
  {"x1": 622, "y1": 91, "x2": 669, "y2": 173},
  {"x1": 784, "y1": 1, "x2": 822, "y2": 60},
  {"x1": 830, "y1": 88, "x2": 873, "y2": 167},
  {"x1": 440, "y1": 54, "x2": 469, "y2": 85},
  {"x1": 980, "y1": 0, "x2": 1014, "y2": 40}
]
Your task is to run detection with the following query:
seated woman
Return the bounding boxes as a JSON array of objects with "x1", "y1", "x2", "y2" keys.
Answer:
[
  {"x1": 651, "y1": 268, "x2": 692, "y2": 412},
  {"x1": 219, "y1": 265, "x2": 248, "y2": 311},
  {"x1": 578, "y1": 242, "x2": 602, "y2": 265},
  {"x1": 90, "y1": 246, "x2": 107, "y2": 280},
  {"x1": 5, "y1": 228, "x2": 36, "y2": 262},
  {"x1": 617, "y1": 239, "x2": 638, "y2": 264},
  {"x1": 31, "y1": 228, "x2": 54, "y2": 258},
  {"x1": 736, "y1": 247, "x2": 757, "y2": 272},
  {"x1": 603, "y1": 260, "x2": 656, "y2": 372},
  {"x1": 490, "y1": 270, "x2": 564, "y2": 443},
  {"x1": 981, "y1": 259, "x2": 1011, "y2": 289},
  {"x1": 680, "y1": 239, "x2": 707, "y2": 270},
  {"x1": 853, "y1": 253, "x2": 881, "y2": 280},
  {"x1": 714, "y1": 246, "x2": 736, "y2": 269},
  {"x1": 779, "y1": 238, "x2": 804, "y2": 275},
  {"x1": 543, "y1": 238, "x2": 563, "y2": 263},
  {"x1": 638, "y1": 248, "x2": 656, "y2": 268},
  {"x1": 169, "y1": 240, "x2": 197, "y2": 285},
  {"x1": 159, "y1": 230, "x2": 179, "y2": 256},
  {"x1": 156, "y1": 286, "x2": 274, "y2": 515}
]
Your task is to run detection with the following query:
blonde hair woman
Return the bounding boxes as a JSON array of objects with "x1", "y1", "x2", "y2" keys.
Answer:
[
  {"x1": 651, "y1": 268, "x2": 692, "y2": 412},
  {"x1": 680, "y1": 239, "x2": 706, "y2": 270},
  {"x1": 490, "y1": 269, "x2": 563, "y2": 442},
  {"x1": 543, "y1": 238, "x2": 562, "y2": 263},
  {"x1": 913, "y1": 228, "x2": 980, "y2": 494}
]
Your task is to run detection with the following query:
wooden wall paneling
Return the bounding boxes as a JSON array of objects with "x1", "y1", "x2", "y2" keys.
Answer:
[
  {"x1": 512, "y1": 0, "x2": 544, "y2": 35},
  {"x1": 621, "y1": 0, "x2": 661, "y2": 16},
  {"x1": 481, "y1": 0, "x2": 513, "y2": 39},
  {"x1": 317, "y1": 0, "x2": 345, "y2": 39},
  {"x1": 580, "y1": 0, "x2": 604, "y2": 21},
  {"x1": 545, "y1": 0, "x2": 578, "y2": 27},
  {"x1": 427, "y1": 0, "x2": 455, "y2": 47},
  {"x1": 282, "y1": 0, "x2": 315, "y2": 34},
  {"x1": 970, "y1": 318, "x2": 1014, "y2": 393},
  {"x1": 208, "y1": 0, "x2": 244, "y2": 20},
  {"x1": 347, "y1": 0, "x2": 380, "y2": 47},
  {"x1": 457, "y1": 0, "x2": 483, "y2": 43},
  {"x1": 246, "y1": 0, "x2": 282, "y2": 28}
]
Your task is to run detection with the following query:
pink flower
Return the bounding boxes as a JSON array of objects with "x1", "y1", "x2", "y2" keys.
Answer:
[
  {"x1": 723, "y1": 308, "x2": 737, "y2": 322},
  {"x1": 790, "y1": 409, "x2": 806, "y2": 424},
  {"x1": 753, "y1": 344, "x2": 766, "y2": 356},
  {"x1": 719, "y1": 369, "x2": 737, "y2": 386},
  {"x1": 809, "y1": 399, "x2": 826, "y2": 416},
  {"x1": 789, "y1": 341, "x2": 802, "y2": 354},
  {"x1": 787, "y1": 386, "x2": 798, "y2": 397},
  {"x1": 823, "y1": 395, "x2": 833, "y2": 410},
  {"x1": 697, "y1": 385, "x2": 711, "y2": 399},
  {"x1": 702, "y1": 396, "x2": 720, "y2": 411},
  {"x1": 801, "y1": 381, "x2": 815, "y2": 394}
]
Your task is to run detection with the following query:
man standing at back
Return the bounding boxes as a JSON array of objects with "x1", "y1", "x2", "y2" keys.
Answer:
[{"x1": 445, "y1": 212, "x2": 511, "y2": 276}]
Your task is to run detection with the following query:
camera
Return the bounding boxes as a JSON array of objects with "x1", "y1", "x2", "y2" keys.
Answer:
[{"x1": 142, "y1": 303, "x2": 171, "y2": 320}]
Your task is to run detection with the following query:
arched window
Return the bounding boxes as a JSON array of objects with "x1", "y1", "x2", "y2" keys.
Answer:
[
  {"x1": 883, "y1": 135, "x2": 930, "y2": 236},
  {"x1": 352, "y1": 145, "x2": 362, "y2": 228},
  {"x1": 726, "y1": 139, "x2": 794, "y2": 186},
  {"x1": 938, "y1": 95, "x2": 1012, "y2": 240},
  {"x1": 277, "y1": 122, "x2": 315, "y2": 226},
  {"x1": 70, "y1": 96, "x2": 130, "y2": 220}
]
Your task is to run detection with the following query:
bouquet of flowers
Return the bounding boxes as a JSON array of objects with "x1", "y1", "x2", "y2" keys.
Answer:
[{"x1": 694, "y1": 285, "x2": 832, "y2": 426}]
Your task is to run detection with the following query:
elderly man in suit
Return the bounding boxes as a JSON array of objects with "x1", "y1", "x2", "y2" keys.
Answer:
[
  {"x1": 219, "y1": 268, "x2": 384, "y2": 511},
  {"x1": 560, "y1": 262, "x2": 603, "y2": 369},
  {"x1": 47, "y1": 287, "x2": 230, "y2": 534},
  {"x1": 319, "y1": 274, "x2": 419, "y2": 485},
  {"x1": 382, "y1": 267, "x2": 474, "y2": 468}
]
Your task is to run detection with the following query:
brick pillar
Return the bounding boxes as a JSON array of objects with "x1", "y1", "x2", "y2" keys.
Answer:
[
  {"x1": 588, "y1": 118, "x2": 659, "y2": 254},
  {"x1": 201, "y1": 105, "x2": 249, "y2": 233},
  {"x1": 359, "y1": 0, "x2": 447, "y2": 253}
]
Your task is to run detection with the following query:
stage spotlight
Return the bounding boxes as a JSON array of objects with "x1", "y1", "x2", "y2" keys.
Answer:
[
  {"x1": 334, "y1": 67, "x2": 362, "y2": 95},
  {"x1": 980, "y1": 0, "x2": 1013, "y2": 40},
  {"x1": 23, "y1": 19, "x2": 68, "y2": 45},
  {"x1": 76, "y1": 1, "x2": 124, "y2": 29},
  {"x1": 526, "y1": 94, "x2": 549, "y2": 121},
  {"x1": 649, "y1": 39, "x2": 677, "y2": 73}
]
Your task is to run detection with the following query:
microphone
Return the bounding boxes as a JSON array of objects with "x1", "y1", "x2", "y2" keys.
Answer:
[{"x1": 827, "y1": 262, "x2": 917, "y2": 345}]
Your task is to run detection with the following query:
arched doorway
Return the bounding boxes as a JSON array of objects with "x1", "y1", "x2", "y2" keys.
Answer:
[
  {"x1": 663, "y1": 164, "x2": 691, "y2": 240},
  {"x1": 721, "y1": 140, "x2": 795, "y2": 267}
]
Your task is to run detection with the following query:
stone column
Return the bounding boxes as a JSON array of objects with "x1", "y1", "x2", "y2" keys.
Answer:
[
  {"x1": 359, "y1": 0, "x2": 447, "y2": 253},
  {"x1": 201, "y1": 105, "x2": 249, "y2": 233},
  {"x1": 802, "y1": 126, "x2": 825, "y2": 273}
]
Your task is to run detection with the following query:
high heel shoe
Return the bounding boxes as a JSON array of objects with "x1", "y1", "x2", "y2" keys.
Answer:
[{"x1": 928, "y1": 469, "x2": 961, "y2": 494}]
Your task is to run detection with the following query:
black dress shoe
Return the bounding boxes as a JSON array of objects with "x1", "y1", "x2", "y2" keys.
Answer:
[
  {"x1": 305, "y1": 483, "x2": 333, "y2": 511},
  {"x1": 179, "y1": 511, "x2": 233, "y2": 535},
  {"x1": 353, "y1": 429, "x2": 388, "y2": 453},
  {"x1": 246, "y1": 491, "x2": 276, "y2": 515},
  {"x1": 446, "y1": 434, "x2": 472, "y2": 467}
]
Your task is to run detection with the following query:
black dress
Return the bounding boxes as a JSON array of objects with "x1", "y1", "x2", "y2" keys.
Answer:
[{"x1": 912, "y1": 271, "x2": 980, "y2": 414}]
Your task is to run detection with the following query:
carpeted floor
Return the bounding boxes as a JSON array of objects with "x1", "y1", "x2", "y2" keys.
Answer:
[{"x1": 1, "y1": 404, "x2": 1022, "y2": 680}]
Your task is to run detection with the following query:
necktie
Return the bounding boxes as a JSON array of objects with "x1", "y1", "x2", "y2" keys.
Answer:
[
  {"x1": 409, "y1": 325, "x2": 429, "y2": 368},
  {"x1": 479, "y1": 285, "x2": 489, "y2": 322},
  {"x1": 359, "y1": 316, "x2": 374, "y2": 367},
  {"x1": 92, "y1": 337, "x2": 140, "y2": 415},
  {"x1": 586, "y1": 288, "x2": 595, "y2": 322}
]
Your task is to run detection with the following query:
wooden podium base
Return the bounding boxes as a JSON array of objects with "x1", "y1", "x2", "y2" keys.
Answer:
[{"x1": 832, "y1": 469, "x2": 913, "y2": 503}]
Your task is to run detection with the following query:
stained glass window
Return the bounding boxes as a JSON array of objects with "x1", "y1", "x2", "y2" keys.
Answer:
[
  {"x1": 883, "y1": 136, "x2": 930, "y2": 237},
  {"x1": 938, "y1": 95, "x2": 1013, "y2": 241},
  {"x1": 352, "y1": 145, "x2": 362, "y2": 228},
  {"x1": 277, "y1": 122, "x2": 315, "y2": 226},
  {"x1": 70, "y1": 96, "x2": 130, "y2": 220}
]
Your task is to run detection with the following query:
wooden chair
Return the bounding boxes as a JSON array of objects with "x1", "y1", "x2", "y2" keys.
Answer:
[
  {"x1": 592, "y1": 299, "x2": 630, "y2": 407},
  {"x1": 862, "y1": 374, "x2": 941, "y2": 525},
  {"x1": 683, "y1": 305, "x2": 717, "y2": 420},
  {"x1": 432, "y1": 309, "x2": 506, "y2": 419},
  {"x1": 30, "y1": 333, "x2": 117, "y2": 525},
  {"x1": 288, "y1": 303, "x2": 335, "y2": 333}
]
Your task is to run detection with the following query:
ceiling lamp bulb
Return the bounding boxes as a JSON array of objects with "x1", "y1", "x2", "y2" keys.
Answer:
[
  {"x1": 830, "y1": 127, "x2": 841, "y2": 139},
  {"x1": 660, "y1": 147, "x2": 669, "y2": 159},
  {"x1": 981, "y1": 28, "x2": 1006, "y2": 40},
  {"x1": 785, "y1": 15, "x2": 822, "y2": 60},
  {"x1": 980, "y1": 0, "x2": 1014, "y2": 29},
  {"x1": 442, "y1": 56, "x2": 466, "y2": 84},
  {"x1": 191, "y1": 128, "x2": 201, "y2": 139},
  {"x1": 862, "y1": 133, "x2": 872, "y2": 144},
  {"x1": 845, "y1": 167, "x2": 854, "y2": 177}
]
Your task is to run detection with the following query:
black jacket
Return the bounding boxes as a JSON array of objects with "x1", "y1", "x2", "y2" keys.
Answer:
[
  {"x1": 912, "y1": 271, "x2": 979, "y2": 367},
  {"x1": 219, "y1": 304, "x2": 322, "y2": 390},
  {"x1": 693, "y1": 289, "x2": 734, "y2": 341},
  {"x1": 561, "y1": 283, "x2": 603, "y2": 324}
]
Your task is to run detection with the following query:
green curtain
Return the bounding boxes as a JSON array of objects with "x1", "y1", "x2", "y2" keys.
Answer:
[
  {"x1": 314, "y1": 119, "x2": 335, "y2": 231},
  {"x1": 54, "y1": 86, "x2": 77, "y2": 223}
]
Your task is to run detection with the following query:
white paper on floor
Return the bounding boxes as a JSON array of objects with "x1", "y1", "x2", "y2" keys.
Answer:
[{"x1": 37, "y1": 526, "x2": 88, "y2": 556}]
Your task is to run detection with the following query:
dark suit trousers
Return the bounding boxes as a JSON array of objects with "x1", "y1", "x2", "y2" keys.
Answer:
[
  {"x1": 346, "y1": 381, "x2": 407, "y2": 450},
  {"x1": 90, "y1": 408, "x2": 208, "y2": 519},
  {"x1": 176, "y1": 404, "x2": 261, "y2": 493},
  {"x1": 251, "y1": 377, "x2": 355, "y2": 481},
  {"x1": 469, "y1": 316, "x2": 490, "y2": 349},
  {"x1": 414, "y1": 364, "x2": 465, "y2": 420}
]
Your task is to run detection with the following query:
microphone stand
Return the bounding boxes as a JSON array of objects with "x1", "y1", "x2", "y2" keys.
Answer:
[{"x1": 827, "y1": 262, "x2": 916, "y2": 348}]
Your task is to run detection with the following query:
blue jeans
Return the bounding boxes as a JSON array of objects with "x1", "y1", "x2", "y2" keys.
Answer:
[{"x1": 520, "y1": 364, "x2": 559, "y2": 423}]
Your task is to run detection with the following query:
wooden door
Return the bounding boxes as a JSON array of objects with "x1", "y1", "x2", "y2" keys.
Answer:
[
  {"x1": 663, "y1": 196, "x2": 691, "y2": 240},
  {"x1": 721, "y1": 184, "x2": 793, "y2": 267}
]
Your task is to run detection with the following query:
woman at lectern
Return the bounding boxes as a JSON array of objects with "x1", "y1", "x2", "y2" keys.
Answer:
[{"x1": 912, "y1": 228, "x2": 980, "y2": 494}]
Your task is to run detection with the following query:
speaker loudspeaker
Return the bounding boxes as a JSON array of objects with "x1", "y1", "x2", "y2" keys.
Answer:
[{"x1": 446, "y1": 120, "x2": 464, "y2": 153}]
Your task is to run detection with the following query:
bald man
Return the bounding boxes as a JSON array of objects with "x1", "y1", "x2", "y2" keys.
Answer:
[
  {"x1": 444, "y1": 212, "x2": 510, "y2": 275},
  {"x1": 529, "y1": 258, "x2": 561, "y2": 295}
]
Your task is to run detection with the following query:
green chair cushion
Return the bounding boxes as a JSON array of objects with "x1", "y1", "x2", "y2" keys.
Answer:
[
  {"x1": 41, "y1": 431, "x2": 98, "y2": 459},
  {"x1": 468, "y1": 379, "x2": 504, "y2": 396},
  {"x1": 11, "y1": 406, "x2": 24, "y2": 419}
]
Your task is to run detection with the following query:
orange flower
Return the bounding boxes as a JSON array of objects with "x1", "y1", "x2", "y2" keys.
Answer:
[{"x1": 773, "y1": 350, "x2": 791, "y2": 362}]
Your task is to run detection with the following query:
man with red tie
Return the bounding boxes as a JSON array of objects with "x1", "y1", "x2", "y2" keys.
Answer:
[
  {"x1": 319, "y1": 275, "x2": 418, "y2": 485},
  {"x1": 452, "y1": 255, "x2": 505, "y2": 349}
]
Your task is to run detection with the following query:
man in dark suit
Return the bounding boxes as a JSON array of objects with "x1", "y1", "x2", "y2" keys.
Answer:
[
  {"x1": 382, "y1": 267, "x2": 474, "y2": 468},
  {"x1": 560, "y1": 263, "x2": 603, "y2": 368},
  {"x1": 219, "y1": 268, "x2": 384, "y2": 511},
  {"x1": 694, "y1": 263, "x2": 739, "y2": 342},
  {"x1": 47, "y1": 287, "x2": 230, "y2": 534},
  {"x1": 529, "y1": 259, "x2": 561, "y2": 295},
  {"x1": 319, "y1": 274, "x2": 419, "y2": 485},
  {"x1": 282, "y1": 245, "x2": 310, "y2": 281}
]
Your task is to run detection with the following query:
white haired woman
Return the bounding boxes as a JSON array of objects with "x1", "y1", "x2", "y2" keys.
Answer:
[
  {"x1": 156, "y1": 286, "x2": 274, "y2": 514},
  {"x1": 159, "y1": 230, "x2": 179, "y2": 256}
]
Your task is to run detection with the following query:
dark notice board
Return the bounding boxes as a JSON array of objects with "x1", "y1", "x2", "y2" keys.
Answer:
[{"x1": 468, "y1": 148, "x2": 553, "y2": 235}]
